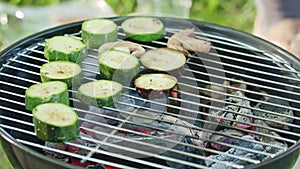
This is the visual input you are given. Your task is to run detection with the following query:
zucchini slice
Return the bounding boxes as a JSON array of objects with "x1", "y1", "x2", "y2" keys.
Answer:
[
  {"x1": 98, "y1": 49, "x2": 140, "y2": 83},
  {"x1": 140, "y1": 48, "x2": 186, "y2": 72},
  {"x1": 81, "y1": 19, "x2": 118, "y2": 49},
  {"x1": 135, "y1": 73, "x2": 177, "y2": 98},
  {"x1": 76, "y1": 80, "x2": 123, "y2": 107},
  {"x1": 44, "y1": 36, "x2": 87, "y2": 63},
  {"x1": 40, "y1": 61, "x2": 83, "y2": 88},
  {"x1": 121, "y1": 17, "x2": 166, "y2": 42},
  {"x1": 25, "y1": 81, "x2": 69, "y2": 111},
  {"x1": 33, "y1": 103, "x2": 79, "y2": 142}
]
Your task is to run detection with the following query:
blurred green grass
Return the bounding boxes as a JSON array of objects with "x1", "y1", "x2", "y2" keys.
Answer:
[
  {"x1": 0, "y1": 0, "x2": 255, "y2": 168},
  {"x1": 0, "y1": 144, "x2": 13, "y2": 169},
  {"x1": 106, "y1": 0, "x2": 256, "y2": 33},
  {"x1": 189, "y1": 0, "x2": 255, "y2": 32}
]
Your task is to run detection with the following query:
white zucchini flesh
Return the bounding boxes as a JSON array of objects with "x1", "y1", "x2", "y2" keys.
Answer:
[
  {"x1": 25, "y1": 81, "x2": 69, "y2": 111},
  {"x1": 46, "y1": 36, "x2": 84, "y2": 53},
  {"x1": 76, "y1": 80, "x2": 123, "y2": 107},
  {"x1": 140, "y1": 48, "x2": 186, "y2": 72},
  {"x1": 121, "y1": 17, "x2": 165, "y2": 42},
  {"x1": 26, "y1": 81, "x2": 67, "y2": 99},
  {"x1": 79, "y1": 80, "x2": 123, "y2": 98},
  {"x1": 135, "y1": 74, "x2": 177, "y2": 90},
  {"x1": 34, "y1": 104, "x2": 77, "y2": 127},
  {"x1": 99, "y1": 50, "x2": 139, "y2": 69},
  {"x1": 41, "y1": 61, "x2": 82, "y2": 79},
  {"x1": 33, "y1": 103, "x2": 79, "y2": 142},
  {"x1": 121, "y1": 17, "x2": 164, "y2": 34},
  {"x1": 83, "y1": 19, "x2": 117, "y2": 34},
  {"x1": 81, "y1": 19, "x2": 118, "y2": 49}
]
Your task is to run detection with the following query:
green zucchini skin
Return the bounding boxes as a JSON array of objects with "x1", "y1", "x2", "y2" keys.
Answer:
[
  {"x1": 76, "y1": 80, "x2": 123, "y2": 107},
  {"x1": 44, "y1": 36, "x2": 87, "y2": 63},
  {"x1": 25, "y1": 81, "x2": 69, "y2": 111},
  {"x1": 98, "y1": 50, "x2": 140, "y2": 84},
  {"x1": 121, "y1": 17, "x2": 166, "y2": 42},
  {"x1": 40, "y1": 61, "x2": 83, "y2": 88},
  {"x1": 33, "y1": 103, "x2": 79, "y2": 142},
  {"x1": 81, "y1": 19, "x2": 118, "y2": 49},
  {"x1": 34, "y1": 119, "x2": 79, "y2": 142}
]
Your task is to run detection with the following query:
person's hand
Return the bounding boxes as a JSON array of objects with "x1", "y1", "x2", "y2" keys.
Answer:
[{"x1": 254, "y1": 18, "x2": 300, "y2": 58}]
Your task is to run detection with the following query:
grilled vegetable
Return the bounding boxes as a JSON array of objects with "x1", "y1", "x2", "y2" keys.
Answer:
[
  {"x1": 98, "y1": 41, "x2": 145, "y2": 57},
  {"x1": 40, "y1": 61, "x2": 83, "y2": 88},
  {"x1": 140, "y1": 48, "x2": 186, "y2": 72},
  {"x1": 25, "y1": 81, "x2": 69, "y2": 111},
  {"x1": 76, "y1": 80, "x2": 123, "y2": 107},
  {"x1": 121, "y1": 17, "x2": 165, "y2": 42},
  {"x1": 81, "y1": 19, "x2": 118, "y2": 49},
  {"x1": 44, "y1": 36, "x2": 87, "y2": 63},
  {"x1": 134, "y1": 73, "x2": 177, "y2": 98},
  {"x1": 167, "y1": 28, "x2": 211, "y2": 55},
  {"x1": 33, "y1": 103, "x2": 79, "y2": 142},
  {"x1": 98, "y1": 49, "x2": 140, "y2": 83}
]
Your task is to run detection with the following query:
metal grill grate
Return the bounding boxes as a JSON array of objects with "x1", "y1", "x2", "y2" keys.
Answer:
[{"x1": 0, "y1": 18, "x2": 300, "y2": 169}]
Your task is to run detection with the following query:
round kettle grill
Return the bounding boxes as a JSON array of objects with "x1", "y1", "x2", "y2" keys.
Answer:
[{"x1": 0, "y1": 17, "x2": 299, "y2": 169}]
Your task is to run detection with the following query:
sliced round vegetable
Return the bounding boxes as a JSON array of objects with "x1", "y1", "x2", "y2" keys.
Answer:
[
  {"x1": 25, "y1": 81, "x2": 69, "y2": 111},
  {"x1": 44, "y1": 36, "x2": 87, "y2": 63},
  {"x1": 33, "y1": 103, "x2": 79, "y2": 142},
  {"x1": 76, "y1": 80, "x2": 123, "y2": 107},
  {"x1": 40, "y1": 61, "x2": 83, "y2": 88},
  {"x1": 98, "y1": 49, "x2": 140, "y2": 84},
  {"x1": 81, "y1": 19, "x2": 118, "y2": 49},
  {"x1": 140, "y1": 48, "x2": 186, "y2": 72},
  {"x1": 121, "y1": 17, "x2": 166, "y2": 42},
  {"x1": 135, "y1": 73, "x2": 177, "y2": 98}
]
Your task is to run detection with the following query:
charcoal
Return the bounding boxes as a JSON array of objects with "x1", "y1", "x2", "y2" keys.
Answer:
[
  {"x1": 209, "y1": 129, "x2": 244, "y2": 152},
  {"x1": 164, "y1": 137, "x2": 205, "y2": 169},
  {"x1": 217, "y1": 91, "x2": 253, "y2": 129},
  {"x1": 114, "y1": 96, "x2": 136, "y2": 113},
  {"x1": 254, "y1": 97, "x2": 294, "y2": 130},
  {"x1": 205, "y1": 135, "x2": 286, "y2": 169}
]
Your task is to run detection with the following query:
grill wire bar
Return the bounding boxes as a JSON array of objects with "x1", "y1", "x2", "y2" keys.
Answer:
[
  {"x1": 1, "y1": 69, "x2": 300, "y2": 141},
  {"x1": 0, "y1": 23, "x2": 300, "y2": 169}
]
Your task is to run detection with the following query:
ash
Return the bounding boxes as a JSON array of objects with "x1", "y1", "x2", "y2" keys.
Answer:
[
  {"x1": 164, "y1": 137, "x2": 204, "y2": 169},
  {"x1": 205, "y1": 135, "x2": 286, "y2": 169}
]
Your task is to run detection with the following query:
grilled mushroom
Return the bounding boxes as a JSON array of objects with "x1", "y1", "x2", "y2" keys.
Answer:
[
  {"x1": 167, "y1": 28, "x2": 211, "y2": 54},
  {"x1": 98, "y1": 41, "x2": 145, "y2": 57}
]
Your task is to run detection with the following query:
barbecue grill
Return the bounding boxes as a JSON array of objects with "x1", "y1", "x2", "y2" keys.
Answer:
[{"x1": 0, "y1": 17, "x2": 300, "y2": 169}]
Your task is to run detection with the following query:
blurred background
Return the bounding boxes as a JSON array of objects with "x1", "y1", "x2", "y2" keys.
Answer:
[{"x1": 0, "y1": 0, "x2": 255, "y2": 168}]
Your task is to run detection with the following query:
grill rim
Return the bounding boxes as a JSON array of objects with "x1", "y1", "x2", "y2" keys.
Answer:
[{"x1": 0, "y1": 16, "x2": 300, "y2": 169}]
